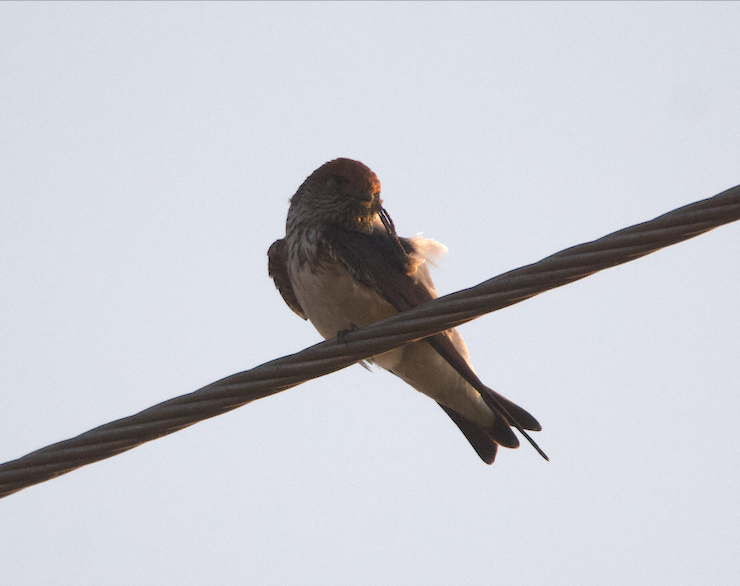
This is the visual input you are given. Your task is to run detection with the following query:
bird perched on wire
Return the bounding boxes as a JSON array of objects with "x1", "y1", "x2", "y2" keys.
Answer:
[{"x1": 268, "y1": 158, "x2": 545, "y2": 463}]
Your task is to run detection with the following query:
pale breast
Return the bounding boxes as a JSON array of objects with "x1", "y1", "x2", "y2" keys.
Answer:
[{"x1": 289, "y1": 259, "x2": 398, "y2": 341}]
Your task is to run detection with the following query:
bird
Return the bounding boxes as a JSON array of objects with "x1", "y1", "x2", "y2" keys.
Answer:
[{"x1": 268, "y1": 158, "x2": 545, "y2": 463}]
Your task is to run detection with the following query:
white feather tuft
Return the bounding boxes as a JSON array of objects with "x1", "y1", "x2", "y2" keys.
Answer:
[{"x1": 408, "y1": 234, "x2": 447, "y2": 267}]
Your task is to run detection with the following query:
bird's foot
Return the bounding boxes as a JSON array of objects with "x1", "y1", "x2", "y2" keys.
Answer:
[{"x1": 337, "y1": 323, "x2": 360, "y2": 346}]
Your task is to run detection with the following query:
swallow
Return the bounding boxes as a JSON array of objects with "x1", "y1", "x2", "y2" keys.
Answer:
[{"x1": 268, "y1": 158, "x2": 545, "y2": 463}]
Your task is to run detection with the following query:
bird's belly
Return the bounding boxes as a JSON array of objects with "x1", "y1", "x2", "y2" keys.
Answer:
[
  {"x1": 290, "y1": 263, "x2": 398, "y2": 340},
  {"x1": 290, "y1": 261, "x2": 493, "y2": 428},
  {"x1": 372, "y1": 340, "x2": 493, "y2": 428}
]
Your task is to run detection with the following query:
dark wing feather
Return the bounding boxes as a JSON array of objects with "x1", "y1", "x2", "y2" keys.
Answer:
[
  {"x1": 323, "y1": 227, "x2": 433, "y2": 310},
  {"x1": 268, "y1": 239, "x2": 307, "y2": 320}
]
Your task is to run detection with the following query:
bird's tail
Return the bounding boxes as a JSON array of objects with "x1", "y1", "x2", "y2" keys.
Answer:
[{"x1": 439, "y1": 389, "x2": 544, "y2": 465}]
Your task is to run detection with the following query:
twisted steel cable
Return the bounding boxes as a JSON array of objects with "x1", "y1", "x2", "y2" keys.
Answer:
[{"x1": 1, "y1": 184, "x2": 738, "y2": 498}]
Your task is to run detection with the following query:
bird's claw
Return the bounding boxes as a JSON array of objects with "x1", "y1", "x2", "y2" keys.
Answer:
[{"x1": 337, "y1": 323, "x2": 360, "y2": 346}]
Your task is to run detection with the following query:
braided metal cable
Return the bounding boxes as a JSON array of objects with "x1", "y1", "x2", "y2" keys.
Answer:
[{"x1": 1, "y1": 184, "x2": 738, "y2": 498}]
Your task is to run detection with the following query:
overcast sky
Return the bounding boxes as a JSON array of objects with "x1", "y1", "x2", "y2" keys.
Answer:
[{"x1": 1, "y1": 3, "x2": 739, "y2": 585}]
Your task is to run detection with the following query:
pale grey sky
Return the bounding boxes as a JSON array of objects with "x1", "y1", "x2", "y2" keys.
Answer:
[{"x1": 1, "y1": 3, "x2": 739, "y2": 585}]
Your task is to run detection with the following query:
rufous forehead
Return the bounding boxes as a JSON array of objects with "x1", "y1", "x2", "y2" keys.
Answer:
[{"x1": 314, "y1": 158, "x2": 381, "y2": 192}]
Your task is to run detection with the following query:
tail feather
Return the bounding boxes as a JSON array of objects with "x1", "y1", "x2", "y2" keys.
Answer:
[
  {"x1": 487, "y1": 409, "x2": 521, "y2": 448},
  {"x1": 484, "y1": 386, "x2": 542, "y2": 431},
  {"x1": 423, "y1": 335, "x2": 546, "y2": 460},
  {"x1": 439, "y1": 386, "x2": 544, "y2": 464},
  {"x1": 439, "y1": 404, "x2": 498, "y2": 464}
]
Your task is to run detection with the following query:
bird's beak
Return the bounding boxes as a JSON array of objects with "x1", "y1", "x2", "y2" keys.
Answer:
[{"x1": 378, "y1": 206, "x2": 398, "y2": 238}]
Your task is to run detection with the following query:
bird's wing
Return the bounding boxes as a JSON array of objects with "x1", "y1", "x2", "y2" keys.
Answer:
[
  {"x1": 323, "y1": 227, "x2": 434, "y2": 311},
  {"x1": 268, "y1": 239, "x2": 307, "y2": 320},
  {"x1": 324, "y1": 220, "x2": 544, "y2": 455}
]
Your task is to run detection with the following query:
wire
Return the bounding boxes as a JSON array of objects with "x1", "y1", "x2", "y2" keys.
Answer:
[{"x1": 1, "y1": 184, "x2": 738, "y2": 498}]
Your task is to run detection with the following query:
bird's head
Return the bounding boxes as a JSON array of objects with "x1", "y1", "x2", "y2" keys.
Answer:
[{"x1": 289, "y1": 158, "x2": 383, "y2": 233}]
